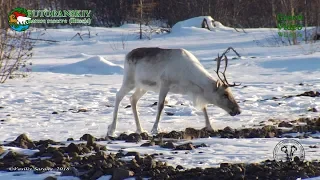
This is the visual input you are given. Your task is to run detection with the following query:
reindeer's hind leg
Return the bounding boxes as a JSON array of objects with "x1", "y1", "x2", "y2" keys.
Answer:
[
  {"x1": 107, "y1": 84, "x2": 134, "y2": 137},
  {"x1": 130, "y1": 88, "x2": 147, "y2": 133}
]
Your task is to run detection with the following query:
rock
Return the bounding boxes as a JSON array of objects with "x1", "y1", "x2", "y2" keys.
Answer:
[
  {"x1": 61, "y1": 168, "x2": 77, "y2": 176},
  {"x1": 112, "y1": 168, "x2": 134, "y2": 180},
  {"x1": 129, "y1": 159, "x2": 140, "y2": 171},
  {"x1": 10, "y1": 134, "x2": 36, "y2": 149},
  {"x1": 92, "y1": 143, "x2": 107, "y2": 152},
  {"x1": 87, "y1": 136, "x2": 95, "y2": 147},
  {"x1": 297, "y1": 91, "x2": 320, "y2": 97},
  {"x1": 77, "y1": 108, "x2": 88, "y2": 112},
  {"x1": 223, "y1": 126, "x2": 235, "y2": 133},
  {"x1": 266, "y1": 132, "x2": 275, "y2": 138},
  {"x1": 175, "y1": 142, "x2": 195, "y2": 150},
  {"x1": 163, "y1": 131, "x2": 183, "y2": 139},
  {"x1": 232, "y1": 165, "x2": 243, "y2": 173},
  {"x1": 117, "y1": 133, "x2": 128, "y2": 140},
  {"x1": 3, "y1": 151, "x2": 21, "y2": 159},
  {"x1": 44, "y1": 176, "x2": 57, "y2": 180},
  {"x1": 47, "y1": 147, "x2": 58, "y2": 153},
  {"x1": 125, "y1": 151, "x2": 140, "y2": 157},
  {"x1": 140, "y1": 141, "x2": 155, "y2": 147},
  {"x1": 194, "y1": 143, "x2": 209, "y2": 148},
  {"x1": 90, "y1": 170, "x2": 104, "y2": 180},
  {"x1": 82, "y1": 146, "x2": 91, "y2": 153},
  {"x1": 125, "y1": 105, "x2": 131, "y2": 108},
  {"x1": 52, "y1": 150, "x2": 65, "y2": 163},
  {"x1": 38, "y1": 160, "x2": 55, "y2": 168},
  {"x1": 308, "y1": 108, "x2": 318, "y2": 112},
  {"x1": 278, "y1": 121, "x2": 293, "y2": 128},
  {"x1": 66, "y1": 143, "x2": 80, "y2": 154},
  {"x1": 165, "y1": 112, "x2": 175, "y2": 116},
  {"x1": 176, "y1": 165, "x2": 184, "y2": 170},
  {"x1": 67, "y1": 138, "x2": 74, "y2": 141},
  {"x1": 185, "y1": 128, "x2": 200, "y2": 139},
  {"x1": 220, "y1": 163, "x2": 231, "y2": 168},
  {"x1": 80, "y1": 134, "x2": 96, "y2": 142},
  {"x1": 143, "y1": 155, "x2": 156, "y2": 169},
  {"x1": 69, "y1": 151, "x2": 78, "y2": 158},
  {"x1": 35, "y1": 139, "x2": 61, "y2": 146},
  {"x1": 316, "y1": 118, "x2": 320, "y2": 126},
  {"x1": 52, "y1": 111, "x2": 58, "y2": 114},
  {"x1": 13, "y1": 160, "x2": 24, "y2": 167},
  {"x1": 161, "y1": 142, "x2": 176, "y2": 149},
  {"x1": 125, "y1": 133, "x2": 142, "y2": 143},
  {"x1": 0, "y1": 146, "x2": 4, "y2": 155},
  {"x1": 140, "y1": 132, "x2": 149, "y2": 140}
]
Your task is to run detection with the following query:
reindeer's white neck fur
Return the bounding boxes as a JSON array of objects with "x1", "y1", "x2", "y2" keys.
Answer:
[{"x1": 178, "y1": 50, "x2": 217, "y2": 108}]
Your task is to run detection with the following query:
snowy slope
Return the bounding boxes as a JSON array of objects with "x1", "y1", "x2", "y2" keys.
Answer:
[{"x1": 45, "y1": 56, "x2": 124, "y2": 75}]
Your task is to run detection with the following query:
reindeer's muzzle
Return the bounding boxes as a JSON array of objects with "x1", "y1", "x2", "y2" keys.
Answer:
[{"x1": 229, "y1": 109, "x2": 241, "y2": 116}]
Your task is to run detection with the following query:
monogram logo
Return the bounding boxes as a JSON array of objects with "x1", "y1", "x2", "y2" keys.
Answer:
[{"x1": 273, "y1": 139, "x2": 305, "y2": 163}]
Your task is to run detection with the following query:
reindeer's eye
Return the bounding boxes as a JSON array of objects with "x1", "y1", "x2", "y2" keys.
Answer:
[{"x1": 224, "y1": 94, "x2": 228, "y2": 98}]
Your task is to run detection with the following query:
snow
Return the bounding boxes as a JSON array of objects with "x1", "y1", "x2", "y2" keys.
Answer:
[
  {"x1": 171, "y1": 16, "x2": 232, "y2": 35},
  {"x1": 0, "y1": 171, "x2": 79, "y2": 180},
  {"x1": 0, "y1": 16, "x2": 320, "y2": 179},
  {"x1": 105, "y1": 137, "x2": 320, "y2": 169},
  {"x1": 0, "y1": 147, "x2": 38, "y2": 159},
  {"x1": 172, "y1": 16, "x2": 216, "y2": 33},
  {"x1": 36, "y1": 56, "x2": 124, "y2": 75}
]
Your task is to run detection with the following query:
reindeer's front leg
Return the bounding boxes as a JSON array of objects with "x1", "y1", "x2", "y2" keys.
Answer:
[
  {"x1": 151, "y1": 83, "x2": 169, "y2": 134},
  {"x1": 107, "y1": 85, "x2": 133, "y2": 137},
  {"x1": 203, "y1": 107, "x2": 214, "y2": 131}
]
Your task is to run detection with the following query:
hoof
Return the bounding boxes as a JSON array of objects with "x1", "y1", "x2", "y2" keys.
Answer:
[
  {"x1": 107, "y1": 125, "x2": 116, "y2": 137},
  {"x1": 151, "y1": 127, "x2": 160, "y2": 135}
]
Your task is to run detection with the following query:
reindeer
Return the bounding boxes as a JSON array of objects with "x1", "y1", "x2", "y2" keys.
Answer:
[{"x1": 107, "y1": 47, "x2": 241, "y2": 136}]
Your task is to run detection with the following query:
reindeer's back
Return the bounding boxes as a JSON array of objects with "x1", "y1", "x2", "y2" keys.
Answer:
[{"x1": 124, "y1": 47, "x2": 212, "y2": 92}]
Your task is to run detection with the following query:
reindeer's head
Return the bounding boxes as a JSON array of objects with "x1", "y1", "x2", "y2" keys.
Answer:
[{"x1": 211, "y1": 53, "x2": 241, "y2": 116}]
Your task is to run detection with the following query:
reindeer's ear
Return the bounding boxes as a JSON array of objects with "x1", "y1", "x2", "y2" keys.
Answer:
[{"x1": 214, "y1": 80, "x2": 223, "y2": 91}]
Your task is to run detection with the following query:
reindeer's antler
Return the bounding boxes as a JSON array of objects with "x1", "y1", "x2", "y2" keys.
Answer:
[
  {"x1": 214, "y1": 53, "x2": 225, "y2": 83},
  {"x1": 214, "y1": 51, "x2": 241, "y2": 87}
]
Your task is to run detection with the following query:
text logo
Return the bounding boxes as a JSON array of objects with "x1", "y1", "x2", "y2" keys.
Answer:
[{"x1": 277, "y1": 14, "x2": 303, "y2": 38}]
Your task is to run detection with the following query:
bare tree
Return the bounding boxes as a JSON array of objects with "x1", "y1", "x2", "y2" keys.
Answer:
[{"x1": 0, "y1": 30, "x2": 34, "y2": 83}]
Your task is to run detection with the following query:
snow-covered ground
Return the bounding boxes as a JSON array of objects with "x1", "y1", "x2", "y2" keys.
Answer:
[{"x1": 0, "y1": 17, "x2": 320, "y2": 179}]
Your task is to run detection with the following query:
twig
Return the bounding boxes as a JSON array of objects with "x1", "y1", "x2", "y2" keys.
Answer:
[
  {"x1": 25, "y1": 37, "x2": 59, "y2": 43},
  {"x1": 214, "y1": 47, "x2": 241, "y2": 61},
  {"x1": 70, "y1": 33, "x2": 83, "y2": 41}
]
